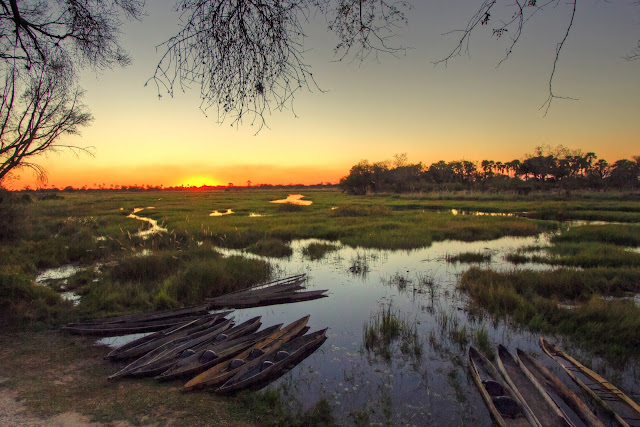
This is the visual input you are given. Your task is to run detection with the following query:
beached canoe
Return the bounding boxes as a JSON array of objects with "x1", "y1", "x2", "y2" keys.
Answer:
[
  {"x1": 67, "y1": 304, "x2": 212, "y2": 326},
  {"x1": 216, "y1": 328, "x2": 327, "y2": 394},
  {"x1": 155, "y1": 323, "x2": 283, "y2": 381},
  {"x1": 540, "y1": 338, "x2": 640, "y2": 427},
  {"x1": 468, "y1": 346, "x2": 539, "y2": 427},
  {"x1": 107, "y1": 317, "x2": 234, "y2": 380},
  {"x1": 497, "y1": 345, "x2": 574, "y2": 427},
  {"x1": 104, "y1": 311, "x2": 233, "y2": 360},
  {"x1": 183, "y1": 315, "x2": 310, "y2": 391},
  {"x1": 208, "y1": 289, "x2": 328, "y2": 309},
  {"x1": 129, "y1": 316, "x2": 262, "y2": 378},
  {"x1": 516, "y1": 349, "x2": 605, "y2": 427}
]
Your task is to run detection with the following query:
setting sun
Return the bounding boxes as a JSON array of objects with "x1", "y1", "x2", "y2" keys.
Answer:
[{"x1": 177, "y1": 175, "x2": 221, "y2": 187}]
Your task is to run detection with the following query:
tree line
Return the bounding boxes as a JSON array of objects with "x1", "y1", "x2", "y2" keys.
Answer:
[{"x1": 339, "y1": 148, "x2": 640, "y2": 195}]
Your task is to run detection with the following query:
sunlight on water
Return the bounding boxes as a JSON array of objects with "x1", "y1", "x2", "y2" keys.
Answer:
[
  {"x1": 127, "y1": 207, "x2": 168, "y2": 239},
  {"x1": 209, "y1": 209, "x2": 234, "y2": 217},
  {"x1": 270, "y1": 194, "x2": 313, "y2": 205}
]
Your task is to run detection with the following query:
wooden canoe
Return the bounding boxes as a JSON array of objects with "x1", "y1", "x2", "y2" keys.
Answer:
[
  {"x1": 129, "y1": 316, "x2": 262, "y2": 378},
  {"x1": 208, "y1": 289, "x2": 328, "y2": 310},
  {"x1": 468, "y1": 346, "x2": 539, "y2": 427},
  {"x1": 155, "y1": 324, "x2": 283, "y2": 381},
  {"x1": 540, "y1": 338, "x2": 640, "y2": 427},
  {"x1": 107, "y1": 317, "x2": 234, "y2": 380},
  {"x1": 105, "y1": 312, "x2": 232, "y2": 360},
  {"x1": 66, "y1": 304, "x2": 212, "y2": 325},
  {"x1": 516, "y1": 349, "x2": 605, "y2": 427},
  {"x1": 497, "y1": 345, "x2": 574, "y2": 426},
  {"x1": 183, "y1": 315, "x2": 310, "y2": 391},
  {"x1": 216, "y1": 328, "x2": 327, "y2": 394}
]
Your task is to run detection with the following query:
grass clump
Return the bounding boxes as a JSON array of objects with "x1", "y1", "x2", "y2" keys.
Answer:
[
  {"x1": 246, "y1": 238, "x2": 293, "y2": 258},
  {"x1": 302, "y1": 242, "x2": 338, "y2": 260},
  {"x1": 330, "y1": 205, "x2": 391, "y2": 217},
  {"x1": 552, "y1": 224, "x2": 640, "y2": 247},
  {"x1": 445, "y1": 252, "x2": 492, "y2": 263},
  {"x1": 544, "y1": 242, "x2": 640, "y2": 268},
  {"x1": 459, "y1": 267, "x2": 640, "y2": 359},
  {"x1": 363, "y1": 304, "x2": 421, "y2": 360}
]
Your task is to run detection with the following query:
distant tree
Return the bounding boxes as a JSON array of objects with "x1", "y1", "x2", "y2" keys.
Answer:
[
  {"x1": 610, "y1": 159, "x2": 639, "y2": 188},
  {"x1": 339, "y1": 160, "x2": 373, "y2": 195}
]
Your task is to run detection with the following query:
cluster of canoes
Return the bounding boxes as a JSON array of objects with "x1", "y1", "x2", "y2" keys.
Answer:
[
  {"x1": 62, "y1": 275, "x2": 327, "y2": 337},
  {"x1": 103, "y1": 312, "x2": 326, "y2": 393},
  {"x1": 469, "y1": 338, "x2": 640, "y2": 426}
]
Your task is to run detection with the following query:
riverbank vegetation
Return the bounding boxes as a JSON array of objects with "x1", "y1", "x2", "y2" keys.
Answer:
[{"x1": 460, "y1": 223, "x2": 640, "y2": 360}]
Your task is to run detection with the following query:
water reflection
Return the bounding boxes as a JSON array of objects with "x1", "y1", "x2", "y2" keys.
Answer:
[
  {"x1": 450, "y1": 209, "x2": 525, "y2": 217},
  {"x1": 210, "y1": 209, "x2": 234, "y2": 217},
  {"x1": 127, "y1": 207, "x2": 167, "y2": 239},
  {"x1": 213, "y1": 234, "x2": 579, "y2": 425},
  {"x1": 270, "y1": 194, "x2": 313, "y2": 206}
]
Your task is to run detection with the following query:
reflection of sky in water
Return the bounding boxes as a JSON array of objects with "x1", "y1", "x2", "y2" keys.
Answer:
[
  {"x1": 127, "y1": 207, "x2": 167, "y2": 238},
  {"x1": 210, "y1": 209, "x2": 234, "y2": 217},
  {"x1": 95, "y1": 232, "x2": 640, "y2": 425},
  {"x1": 270, "y1": 194, "x2": 313, "y2": 205}
]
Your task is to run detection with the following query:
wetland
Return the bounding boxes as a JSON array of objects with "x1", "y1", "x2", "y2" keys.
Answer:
[{"x1": 1, "y1": 188, "x2": 640, "y2": 425}]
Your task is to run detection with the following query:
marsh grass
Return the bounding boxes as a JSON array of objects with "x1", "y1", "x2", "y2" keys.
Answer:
[
  {"x1": 363, "y1": 304, "x2": 422, "y2": 360},
  {"x1": 553, "y1": 224, "x2": 640, "y2": 247},
  {"x1": 460, "y1": 267, "x2": 640, "y2": 359},
  {"x1": 246, "y1": 238, "x2": 293, "y2": 258},
  {"x1": 301, "y1": 242, "x2": 339, "y2": 261},
  {"x1": 445, "y1": 252, "x2": 492, "y2": 264}
]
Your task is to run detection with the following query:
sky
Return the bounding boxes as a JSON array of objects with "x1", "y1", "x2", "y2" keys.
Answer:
[{"x1": 6, "y1": 0, "x2": 640, "y2": 189}]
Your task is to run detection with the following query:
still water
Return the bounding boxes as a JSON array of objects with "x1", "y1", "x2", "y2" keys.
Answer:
[{"x1": 206, "y1": 233, "x2": 639, "y2": 426}]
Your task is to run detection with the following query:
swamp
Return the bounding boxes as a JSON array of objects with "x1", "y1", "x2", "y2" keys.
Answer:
[{"x1": 1, "y1": 188, "x2": 640, "y2": 425}]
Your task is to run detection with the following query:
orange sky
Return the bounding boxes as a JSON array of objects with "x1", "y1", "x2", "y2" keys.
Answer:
[{"x1": 3, "y1": 1, "x2": 640, "y2": 190}]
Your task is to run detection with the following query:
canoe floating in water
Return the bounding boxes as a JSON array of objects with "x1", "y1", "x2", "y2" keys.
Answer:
[
  {"x1": 468, "y1": 346, "x2": 539, "y2": 427},
  {"x1": 183, "y1": 315, "x2": 310, "y2": 392},
  {"x1": 206, "y1": 274, "x2": 328, "y2": 309},
  {"x1": 540, "y1": 337, "x2": 640, "y2": 427},
  {"x1": 496, "y1": 345, "x2": 574, "y2": 427},
  {"x1": 516, "y1": 349, "x2": 605, "y2": 427},
  {"x1": 216, "y1": 327, "x2": 327, "y2": 394}
]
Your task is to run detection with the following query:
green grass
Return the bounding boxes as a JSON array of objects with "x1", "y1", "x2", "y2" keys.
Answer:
[
  {"x1": 553, "y1": 224, "x2": 640, "y2": 247},
  {"x1": 363, "y1": 304, "x2": 422, "y2": 360},
  {"x1": 246, "y1": 238, "x2": 293, "y2": 258},
  {"x1": 460, "y1": 267, "x2": 640, "y2": 360},
  {"x1": 445, "y1": 252, "x2": 492, "y2": 263},
  {"x1": 301, "y1": 242, "x2": 339, "y2": 260}
]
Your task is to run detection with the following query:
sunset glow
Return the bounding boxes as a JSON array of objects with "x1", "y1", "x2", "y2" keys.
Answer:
[{"x1": 1, "y1": 0, "x2": 639, "y2": 191}]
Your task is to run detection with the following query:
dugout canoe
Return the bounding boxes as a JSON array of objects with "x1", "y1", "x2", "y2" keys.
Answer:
[
  {"x1": 516, "y1": 349, "x2": 605, "y2": 427},
  {"x1": 183, "y1": 315, "x2": 310, "y2": 391},
  {"x1": 104, "y1": 311, "x2": 232, "y2": 360},
  {"x1": 497, "y1": 345, "x2": 574, "y2": 427},
  {"x1": 128, "y1": 316, "x2": 262, "y2": 377},
  {"x1": 208, "y1": 289, "x2": 328, "y2": 310},
  {"x1": 66, "y1": 304, "x2": 212, "y2": 326},
  {"x1": 155, "y1": 323, "x2": 283, "y2": 381},
  {"x1": 540, "y1": 338, "x2": 640, "y2": 427},
  {"x1": 468, "y1": 346, "x2": 540, "y2": 427},
  {"x1": 216, "y1": 328, "x2": 327, "y2": 394},
  {"x1": 107, "y1": 317, "x2": 234, "y2": 380}
]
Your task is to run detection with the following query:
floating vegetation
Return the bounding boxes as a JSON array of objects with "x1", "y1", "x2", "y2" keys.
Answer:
[
  {"x1": 363, "y1": 304, "x2": 421, "y2": 361},
  {"x1": 246, "y1": 238, "x2": 293, "y2": 258},
  {"x1": 348, "y1": 253, "x2": 371, "y2": 278},
  {"x1": 384, "y1": 272, "x2": 411, "y2": 291},
  {"x1": 445, "y1": 252, "x2": 492, "y2": 264},
  {"x1": 302, "y1": 242, "x2": 339, "y2": 261}
]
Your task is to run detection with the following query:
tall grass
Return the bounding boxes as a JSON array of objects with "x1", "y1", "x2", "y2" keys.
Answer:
[
  {"x1": 460, "y1": 267, "x2": 640, "y2": 359},
  {"x1": 363, "y1": 304, "x2": 421, "y2": 360}
]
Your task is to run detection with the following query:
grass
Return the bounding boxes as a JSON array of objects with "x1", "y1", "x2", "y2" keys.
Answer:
[
  {"x1": 460, "y1": 267, "x2": 640, "y2": 360},
  {"x1": 301, "y1": 242, "x2": 339, "y2": 261},
  {"x1": 363, "y1": 304, "x2": 422, "y2": 361},
  {"x1": 445, "y1": 252, "x2": 492, "y2": 263},
  {"x1": 552, "y1": 224, "x2": 640, "y2": 247},
  {"x1": 246, "y1": 238, "x2": 293, "y2": 258}
]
